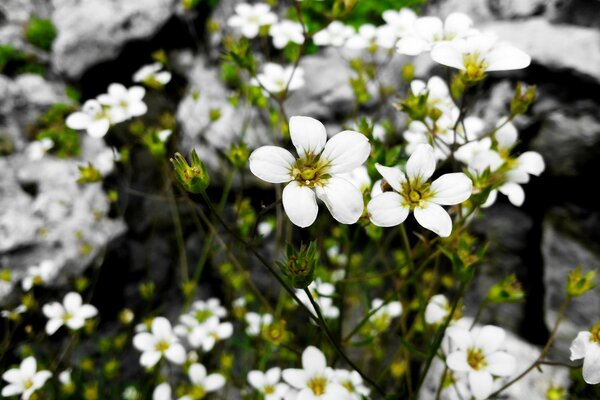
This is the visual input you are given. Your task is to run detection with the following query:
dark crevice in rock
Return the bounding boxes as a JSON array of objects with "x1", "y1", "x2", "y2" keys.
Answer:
[{"x1": 18, "y1": 180, "x2": 38, "y2": 198}]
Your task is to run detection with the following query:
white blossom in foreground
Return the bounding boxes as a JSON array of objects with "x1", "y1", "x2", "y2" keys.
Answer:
[
  {"x1": 65, "y1": 99, "x2": 112, "y2": 138},
  {"x1": 313, "y1": 21, "x2": 354, "y2": 47},
  {"x1": 248, "y1": 367, "x2": 289, "y2": 400},
  {"x1": 333, "y1": 369, "x2": 370, "y2": 400},
  {"x1": 97, "y1": 83, "x2": 147, "y2": 124},
  {"x1": 296, "y1": 279, "x2": 339, "y2": 320},
  {"x1": 397, "y1": 13, "x2": 476, "y2": 56},
  {"x1": 227, "y1": 3, "x2": 277, "y2": 39},
  {"x1": 570, "y1": 324, "x2": 600, "y2": 384},
  {"x1": 282, "y1": 346, "x2": 349, "y2": 399},
  {"x1": 42, "y1": 292, "x2": 98, "y2": 335},
  {"x1": 431, "y1": 33, "x2": 531, "y2": 79},
  {"x1": 1, "y1": 356, "x2": 51, "y2": 400},
  {"x1": 152, "y1": 382, "x2": 172, "y2": 400},
  {"x1": 133, "y1": 62, "x2": 172, "y2": 87},
  {"x1": 245, "y1": 312, "x2": 273, "y2": 336},
  {"x1": 133, "y1": 317, "x2": 186, "y2": 368},
  {"x1": 367, "y1": 144, "x2": 472, "y2": 237},
  {"x1": 251, "y1": 63, "x2": 305, "y2": 95},
  {"x1": 446, "y1": 325, "x2": 516, "y2": 399},
  {"x1": 249, "y1": 116, "x2": 370, "y2": 227},
  {"x1": 179, "y1": 363, "x2": 225, "y2": 400},
  {"x1": 269, "y1": 20, "x2": 304, "y2": 49},
  {"x1": 21, "y1": 260, "x2": 58, "y2": 291}
]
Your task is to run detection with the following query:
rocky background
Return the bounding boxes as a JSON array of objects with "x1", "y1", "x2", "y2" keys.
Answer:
[{"x1": 1, "y1": 0, "x2": 599, "y2": 398}]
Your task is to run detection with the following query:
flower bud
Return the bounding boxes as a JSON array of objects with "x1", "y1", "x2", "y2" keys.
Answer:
[
  {"x1": 118, "y1": 308, "x2": 134, "y2": 325},
  {"x1": 170, "y1": 150, "x2": 210, "y2": 194},
  {"x1": 77, "y1": 163, "x2": 102, "y2": 184},
  {"x1": 567, "y1": 266, "x2": 596, "y2": 297},
  {"x1": 487, "y1": 274, "x2": 524, "y2": 304},
  {"x1": 511, "y1": 82, "x2": 537, "y2": 116},
  {"x1": 227, "y1": 143, "x2": 250, "y2": 169},
  {"x1": 0, "y1": 268, "x2": 11, "y2": 282},
  {"x1": 546, "y1": 384, "x2": 566, "y2": 400},
  {"x1": 262, "y1": 320, "x2": 287, "y2": 345},
  {"x1": 138, "y1": 281, "x2": 155, "y2": 301},
  {"x1": 278, "y1": 242, "x2": 319, "y2": 289}
]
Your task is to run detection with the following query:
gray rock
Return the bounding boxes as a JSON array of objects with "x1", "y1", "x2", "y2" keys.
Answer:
[
  {"x1": 0, "y1": 136, "x2": 126, "y2": 304},
  {"x1": 0, "y1": 0, "x2": 53, "y2": 55},
  {"x1": 51, "y1": 0, "x2": 177, "y2": 79}
]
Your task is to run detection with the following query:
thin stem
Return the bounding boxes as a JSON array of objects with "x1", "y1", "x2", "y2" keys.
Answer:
[{"x1": 303, "y1": 288, "x2": 387, "y2": 398}]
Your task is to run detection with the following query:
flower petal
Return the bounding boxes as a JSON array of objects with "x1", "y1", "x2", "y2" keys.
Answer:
[
  {"x1": 499, "y1": 182, "x2": 525, "y2": 207},
  {"x1": 468, "y1": 370, "x2": 494, "y2": 400},
  {"x1": 446, "y1": 351, "x2": 470, "y2": 372},
  {"x1": 289, "y1": 116, "x2": 327, "y2": 156},
  {"x1": 583, "y1": 343, "x2": 600, "y2": 384},
  {"x1": 282, "y1": 368, "x2": 307, "y2": 389},
  {"x1": 374, "y1": 163, "x2": 406, "y2": 192},
  {"x1": 247, "y1": 370, "x2": 265, "y2": 389},
  {"x1": 66, "y1": 112, "x2": 91, "y2": 130},
  {"x1": 430, "y1": 173, "x2": 472, "y2": 205},
  {"x1": 152, "y1": 317, "x2": 172, "y2": 338},
  {"x1": 282, "y1": 181, "x2": 318, "y2": 228},
  {"x1": 518, "y1": 151, "x2": 545, "y2": 176},
  {"x1": 406, "y1": 144, "x2": 436, "y2": 182},
  {"x1": 367, "y1": 192, "x2": 409, "y2": 227},
  {"x1": 302, "y1": 346, "x2": 326, "y2": 373},
  {"x1": 321, "y1": 131, "x2": 370, "y2": 174},
  {"x1": 474, "y1": 325, "x2": 505, "y2": 354},
  {"x1": 315, "y1": 176, "x2": 364, "y2": 225},
  {"x1": 86, "y1": 119, "x2": 110, "y2": 138},
  {"x1": 63, "y1": 292, "x2": 82, "y2": 313},
  {"x1": 570, "y1": 331, "x2": 591, "y2": 361},
  {"x1": 165, "y1": 344, "x2": 186, "y2": 365},
  {"x1": 431, "y1": 43, "x2": 466, "y2": 70},
  {"x1": 140, "y1": 351, "x2": 162, "y2": 368},
  {"x1": 486, "y1": 44, "x2": 531, "y2": 71},
  {"x1": 486, "y1": 351, "x2": 516, "y2": 377},
  {"x1": 189, "y1": 363, "x2": 207, "y2": 384},
  {"x1": 249, "y1": 146, "x2": 295, "y2": 184},
  {"x1": 204, "y1": 374, "x2": 226, "y2": 392},
  {"x1": 42, "y1": 303, "x2": 64, "y2": 319},
  {"x1": 133, "y1": 332, "x2": 157, "y2": 351},
  {"x1": 414, "y1": 202, "x2": 452, "y2": 237}
]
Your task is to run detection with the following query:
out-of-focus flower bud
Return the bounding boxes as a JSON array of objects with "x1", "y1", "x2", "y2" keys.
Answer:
[
  {"x1": 567, "y1": 266, "x2": 596, "y2": 297},
  {"x1": 511, "y1": 82, "x2": 537, "y2": 116},
  {"x1": 170, "y1": 150, "x2": 210, "y2": 194},
  {"x1": 77, "y1": 163, "x2": 102, "y2": 184},
  {"x1": 487, "y1": 274, "x2": 524, "y2": 304}
]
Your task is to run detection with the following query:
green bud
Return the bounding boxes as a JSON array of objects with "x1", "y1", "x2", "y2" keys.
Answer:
[
  {"x1": 278, "y1": 242, "x2": 319, "y2": 289},
  {"x1": 209, "y1": 108, "x2": 221, "y2": 122},
  {"x1": 401, "y1": 63, "x2": 415, "y2": 82},
  {"x1": 227, "y1": 143, "x2": 250, "y2": 168},
  {"x1": 138, "y1": 281, "x2": 155, "y2": 300},
  {"x1": 103, "y1": 359, "x2": 119, "y2": 379},
  {"x1": 567, "y1": 266, "x2": 596, "y2": 297},
  {"x1": 0, "y1": 268, "x2": 11, "y2": 282},
  {"x1": 487, "y1": 274, "x2": 524, "y2": 304},
  {"x1": 546, "y1": 384, "x2": 566, "y2": 400},
  {"x1": 181, "y1": 281, "x2": 197, "y2": 300},
  {"x1": 511, "y1": 82, "x2": 536, "y2": 116},
  {"x1": 118, "y1": 308, "x2": 134, "y2": 325},
  {"x1": 262, "y1": 320, "x2": 287, "y2": 345},
  {"x1": 170, "y1": 150, "x2": 210, "y2": 194},
  {"x1": 77, "y1": 163, "x2": 102, "y2": 184},
  {"x1": 182, "y1": 0, "x2": 200, "y2": 10},
  {"x1": 75, "y1": 277, "x2": 89, "y2": 293},
  {"x1": 398, "y1": 91, "x2": 429, "y2": 121},
  {"x1": 151, "y1": 49, "x2": 168, "y2": 65}
]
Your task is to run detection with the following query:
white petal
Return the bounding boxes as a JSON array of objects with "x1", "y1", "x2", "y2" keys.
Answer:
[
  {"x1": 249, "y1": 146, "x2": 295, "y2": 183},
  {"x1": 153, "y1": 383, "x2": 172, "y2": 400},
  {"x1": 583, "y1": 343, "x2": 600, "y2": 384},
  {"x1": 86, "y1": 119, "x2": 110, "y2": 138},
  {"x1": 2, "y1": 384, "x2": 23, "y2": 397},
  {"x1": 65, "y1": 317, "x2": 85, "y2": 330},
  {"x1": 486, "y1": 45, "x2": 531, "y2": 71},
  {"x1": 77, "y1": 305, "x2": 98, "y2": 319},
  {"x1": 32, "y1": 371, "x2": 51, "y2": 388},
  {"x1": 248, "y1": 371, "x2": 265, "y2": 389},
  {"x1": 66, "y1": 112, "x2": 91, "y2": 130},
  {"x1": 265, "y1": 367, "x2": 281, "y2": 384},
  {"x1": 21, "y1": 357, "x2": 36, "y2": 377},
  {"x1": 289, "y1": 116, "x2": 327, "y2": 156},
  {"x1": 374, "y1": 163, "x2": 405, "y2": 192},
  {"x1": 45, "y1": 319, "x2": 64, "y2": 335},
  {"x1": 140, "y1": 351, "x2": 162, "y2": 368},
  {"x1": 499, "y1": 182, "x2": 525, "y2": 207},
  {"x1": 406, "y1": 144, "x2": 436, "y2": 182},
  {"x1": 474, "y1": 325, "x2": 505, "y2": 354},
  {"x1": 165, "y1": 344, "x2": 186, "y2": 365},
  {"x1": 133, "y1": 332, "x2": 156, "y2": 351},
  {"x1": 282, "y1": 369, "x2": 307, "y2": 389},
  {"x1": 446, "y1": 352, "x2": 470, "y2": 372},
  {"x1": 2, "y1": 369, "x2": 23, "y2": 384},
  {"x1": 129, "y1": 86, "x2": 145, "y2": 101},
  {"x1": 367, "y1": 192, "x2": 409, "y2": 227},
  {"x1": 414, "y1": 17, "x2": 443, "y2": 42},
  {"x1": 396, "y1": 36, "x2": 429, "y2": 56},
  {"x1": 495, "y1": 121, "x2": 518, "y2": 149},
  {"x1": 63, "y1": 292, "x2": 82, "y2": 313},
  {"x1": 302, "y1": 346, "x2": 326, "y2": 373},
  {"x1": 204, "y1": 374, "x2": 226, "y2": 392},
  {"x1": 414, "y1": 202, "x2": 452, "y2": 237},
  {"x1": 431, "y1": 43, "x2": 466, "y2": 70},
  {"x1": 468, "y1": 370, "x2": 493, "y2": 400},
  {"x1": 321, "y1": 131, "x2": 370, "y2": 174},
  {"x1": 315, "y1": 177, "x2": 364, "y2": 225},
  {"x1": 128, "y1": 101, "x2": 148, "y2": 117},
  {"x1": 189, "y1": 363, "x2": 207, "y2": 384},
  {"x1": 486, "y1": 352, "x2": 516, "y2": 377},
  {"x1": 444, "y1": 13, "x2": 473, "y2": 37},
  {"x1": 518, "y1": 151, "x2": 545, "y2": 176},
  {"x1": 430, "y1": 173, "x2": 472, "y2": 205},
  {"x1": 42, "y1": 303, "x2": 64, "y2": 319},
  {"x1": 282, "y1": 181, "x2": 318, "y2": 228},
  {"x1": 152, "y1": 317, "x2": 172, "y2": 338},
  {"x1": 570, "y1": 332, "x2": 591, "y2": 361}
]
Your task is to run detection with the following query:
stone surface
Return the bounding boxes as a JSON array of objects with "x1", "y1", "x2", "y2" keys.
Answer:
[
  {"x1": 51, "y1": 0, "x2": 177, "y2": 79},
  {"x1": 0, "y1": 136, "x2": 126, "y2": 304}
]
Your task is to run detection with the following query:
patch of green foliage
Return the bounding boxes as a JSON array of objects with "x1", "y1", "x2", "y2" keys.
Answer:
[
  {"x1": 25, "y1": 17, "x2": 57, "y2": 51},
  {"x1": 0, "y1": 44, "x2": 46, "y2": 76},
  {"x1": 34, "y1": 103, "x2": 81, "y2": 158}
]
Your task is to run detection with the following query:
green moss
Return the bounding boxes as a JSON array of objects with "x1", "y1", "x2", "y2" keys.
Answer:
[
  {"x1": 0, "y1": 44, "x2": 46, "y2": 76},
  {"x1": 33, "y1": 103, "x2": 81, "y2": 158},
  {"x1": 25, "y1": 17, "x2": 57, "y2": 51}
]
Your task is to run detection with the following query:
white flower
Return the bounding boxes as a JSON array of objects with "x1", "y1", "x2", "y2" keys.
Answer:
[
  {"x1": 97, "y1": 83, "x2": 147, "y2": 124},
  {"x1": 245, "y1": 312, "x2": 273, "y2": 336},
  {"x1": 26, "y1": 138, "x2": 54, "y2": 161},
  {"x1": 269, "y1": 20, "x2": 304, "y2": 49},
  {"x1": 1, "y1": 356, "x2": 51, "y2": 400},
  {"x1": 425, "y1": 294, "x2": 450, "y2": 325},
  {"x1": 187, "y1": 317, "x2": 233, "y2": 351},
  {"x1": 65, "y1": 99, "x2": 111, "y2": 138},
  {"x1": 21, "y1": 260, "x2": 58, "y2": 291},
  {"x1": 158, "y1": 129, "x2": 173, "y2": 142},
  {"x1": 42, "y1": 292, "x2": 98, "y2": 335},
  {"x1": 336, "y1": 166, "x2": 371, "y2": 193},
  {"x1": 94, "y1": 148, "x2": 117, "y2": 176},
  {"x1": 367, "y1": 144, "x2": 472, "y2": 237},
  {"x1": 382, "y1": 8, "x2": 418, "y2": 40},
  {"x1": 409, "y1": 76, "x2": 457, "y2": 115},
  {"x1": 133, "y1": 63, "x2": 172, "y2": 86},
  {"x1": 152, "y1": 382, "x2": 172, "y2": 400},
  {"x1": 191, "y1": 298, "x2": 227, "y2": 320},
  {"x1": 397, "y1": 13, "x2": 476, "y2": 56},
  {"x1": 570, "y1": 327, "x2": 600, "y2": 385},
  {"x1": 133, "y1": 317, "x2": 186, "y2": 368},
  {"x1": 58, "y1": 370, "x2": 71, "y2": 386},
  {"x1": 249, "y1": 116, "x2": 371, "y2": 227},
  {"x1": 1, "y1": 305, "x2": 27, "y2": 320},
  {"x1": 252, "y1": 63, "x2": 305, "y2": 95},
  {"x1": 313, "y1": 21, "x2": 354, "y2": 47},
  {"x1": 431, "y1": 33, "x2": 531, "y2": 77},
  {"x1": 248, "y1": 367, "x2": 289, "y2": 400},
  {"x1": 179, "y1": 363, "x2": 225, "y2": 400},
  {"x1": 258, "y1": 221, "x2": 274, "y2": 237},
  {"x1": 282, "y1": 346, "x2": 349, "y2": 399},
  {"x1": 332, "y1": 369, "x2": 370, "y2": 400},
  {"x1": 367, "y1": 298, "x2": 402, "y2": 334},
  {"x1": 446, "y1": 325, "x2": 516, "y2": 399},
  {"x1": 227, "y1": 3, "x2": 277, "y2": 39},
  {"x1": 345, "y1": 24, "x2": 396, "y2": 50},
  {"x1": 296, "y1": 279, "x2": 339, "y2": 320}
]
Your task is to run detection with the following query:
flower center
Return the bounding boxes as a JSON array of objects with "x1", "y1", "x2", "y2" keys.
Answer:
[
  {"x1": 23, "y1": 379, "x2": 34, "y2": 390},
  {"x1": 63, "y1": 312, "x2": 74, "y2": 322},
  {"x1": 463, "y1": 53, "x2": 488, "y2": 81},
  {"x1": 291, "y1": 156, "x2": 329, "y2": 188},
  {"x1": 467, "y1": 348, "x2": 487, "y2": 370},
  {"x1": 194, "y1": 309, "x2": 213, "y2": 323},
  {"x1": 307, "y1": 376, "x2": 328, "y2": 395},
  {"x1": 189, "y1": 385, "x2": 206, "y2": 399},
  {"x1": 119, "y1": 100, "x2": 129, "y2": 109},
  {"x1": 155, "y1": 340, "x2": 170, "y2": 352},
  {"x1": 263, "y1": 385, "x2": 275, "y2": 395},
  {"x1": 401, "y1": 180, "x2": 431, "y2": 208},
  {"x1": 341, "y1": 380, "x2": 355, "y2": 393},
  {"x1": 590, "y1": 322, "x2": 600, "y2": 344}
]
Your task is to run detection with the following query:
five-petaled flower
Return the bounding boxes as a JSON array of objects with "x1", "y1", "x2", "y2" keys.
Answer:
[
  {"x1": 1, "y1": 356, "x2": 51, "y2": 400},
  {"x1": 227, "y1": 3, "x2": 277, "y2": 39},
  {"x1": 42, "y1": 292, "x2": 98, "y2": 335},
  {"x1": 249, "y1": 116, "x2": 371, "y2": 228},
  {"x1": 133, "y1": 317, "x2": 186, "y2": 368},
  {"x1": 247, "y1": 367, "x2": 289, "y2": 400},
  {"x1": 367, "y1": 144, "x2": 472, "y2": 237}
]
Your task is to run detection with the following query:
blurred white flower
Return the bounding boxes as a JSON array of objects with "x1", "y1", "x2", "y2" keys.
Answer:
[
  {"x1": 1, "y1": 305, "x2": 26, "y2": 320},
  {"x1": 248, "y1": 367, "x2": 289, "y2": 400},
  {"x1": 66, "y1": 99, "x2": 111, "y2": 138},
  {"x1": 367, "y1": 298, "x2": 402, "y2": 335},
  {"x1": 21, "y1": 260, "x2": 58, "y2": 291},
  {"x1": 245, "y1": 312, "x2": 273, "y2": 336},
  {"x1": 269, "y1": 20, "x2": 304, "y2": 49},
  {"x1": 43, "y1": 292, "x2": 98, "y2": 335},
  {"x1": 97, "y1": 83, "x2": 147, "y2": 124},
  {"x1": 333, "y1": 369, "x2": 370, "y2": 400},
  {"x1": 1, "y1": 356, "x2": 51, "y2": 400},
  {"x1": 296, "y1": 279, "x2": 339, "y2": 320},
  {"x1": 133, "y1": 63, "x2": 172, "y2": 87},
  {"x1": 133, "y1": 317, "x2": 186, "y2": 368},
  {"x1": 26, "y1": 138, "x2": 54, "y2": 161},
  {"x1": 187, "y1": 317, "x2": 233, "y2": 351},
  {"x1": 313, "y1": 21, "x2": 354, "y2": 47},
  {"x1": 425, "y1": 294, "x2": 451, "y2": 325},
  {"x1": 152, "y1": 382, "x2": 172, "y2": 400},
  {"x1": 179, "y1": 363, "x2": 225, "y2": 400},
  {"x1": 382, "y1": 8, "x2": 418, "y2": 40},
  {"x1": 227, "y1": 3, "x2": 277, "y2": 39},
  {"x1": 251, "y1": 63, "x2": 305, "y2": 95},
  {"x1": 345, "y1": 24, "x2": 396, "y2": 51}
]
